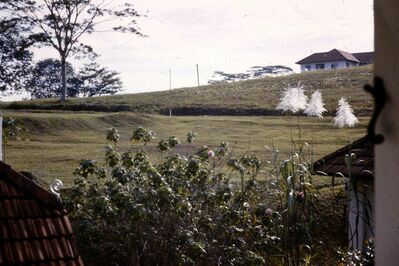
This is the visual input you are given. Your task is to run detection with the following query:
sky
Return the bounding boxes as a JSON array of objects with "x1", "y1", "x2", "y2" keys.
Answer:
[{"x1": 12, "y1": 0, "x2": 374, "y2": 99}]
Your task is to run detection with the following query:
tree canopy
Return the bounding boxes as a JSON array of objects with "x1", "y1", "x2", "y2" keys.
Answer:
[
  {"x1": 27, "y1": 58, "x2": 81, "y2": 98},
  {"x1": 1, "y1": 0, "x2": 144, "y2": 100},
  {"x1": 208, "y1": 65, "x2": 293, "y2": 84},
  {"x1": 79, "y1": 62, "x2": 122, "y2": 97},
  {"x1": 26, "y1": 58, "x2": 122, "y2": 98},
  {"x1": 0, "y1": 18, "x2": 36, "y2": 93}
]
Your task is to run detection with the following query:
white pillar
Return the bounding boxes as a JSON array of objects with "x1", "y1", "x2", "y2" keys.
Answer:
[{"x1": 375, "y1": 0, "x2": 399, "y2": 264}]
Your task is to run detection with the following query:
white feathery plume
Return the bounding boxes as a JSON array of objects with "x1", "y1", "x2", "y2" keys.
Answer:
[
  {"x1": 276, "y1": 86, "x2": 308, "y2": 113},
  {"x1": 304, "y1": 90, "x2": 327, "y2": 118},
  {"x1": 333, "y1": 97, "x2": 359, "y2": 128}
]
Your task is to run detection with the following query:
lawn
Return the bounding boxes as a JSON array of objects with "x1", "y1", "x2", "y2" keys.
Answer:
[
  {"x1": 0, "y1": 67, "x2": 373, "y2": 265},
  {"x1": 4, "y1": 110, "x2": 369, "y2": 185}
]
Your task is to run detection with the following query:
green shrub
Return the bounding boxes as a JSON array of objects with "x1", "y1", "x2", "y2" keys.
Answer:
[{"x1": 64, "y1": 127, "x2": 349, "y2": 265}]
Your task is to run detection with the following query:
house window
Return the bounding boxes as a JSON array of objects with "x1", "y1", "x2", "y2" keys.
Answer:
[
  {"x1": 331, "y1": 63, "x2": 338, "y2": 69},
  {"x1": 346, "y1": 62, "x2": 350, "y2": 67},
  {"x1": 315, "y1": 63, "x2": 325, "y2": 70},
  {"x1": 305, "y1": 65, "x2": 311, "y2": 71}
]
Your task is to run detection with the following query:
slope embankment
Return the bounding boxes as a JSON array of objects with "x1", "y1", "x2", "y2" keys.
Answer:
[{"x1": 2, "y1": 65, "x2": 373, "y2": 116}]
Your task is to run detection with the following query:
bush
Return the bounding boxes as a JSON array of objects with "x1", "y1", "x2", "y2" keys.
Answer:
[{"x1": 64, "y1": 127, "x2": 350, "y2": 265}]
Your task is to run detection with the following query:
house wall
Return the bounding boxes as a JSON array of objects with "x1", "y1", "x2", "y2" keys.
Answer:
[
  {"x1": 348, "y1": 178, "x2": 374, "y2": 251},
  {"x1": 300, "y1": 60, "x2": 358, "y2": 72}
]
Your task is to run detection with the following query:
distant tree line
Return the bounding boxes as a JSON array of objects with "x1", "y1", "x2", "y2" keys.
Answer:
[
  {"x1": 208, "y1": 65, "x2": 293, "y2": 84},
  {"x1": 27, "y1": 59, "x2": 122, "y2": 98}
]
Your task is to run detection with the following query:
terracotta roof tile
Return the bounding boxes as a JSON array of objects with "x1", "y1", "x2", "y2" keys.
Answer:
[
  {"x1": 54, "y1": 217, "x2": 67, "y2": 236},
  {"x1": 27, "y1": 219, "x2": 40, "y2": 239},
  {"x1": 18, "y1": 219, "x2": 29, "y2": 239},
  {"x1": 58, "y1": 261, "x2": 68, "y2": 266},
  {"x1": 32, "y1": 240, "x2": 45, "y2": 261},
  {"x1": 62, "y1": 216, "x2": 74, "y2": 235},
  {"x1": 61, "y1": 239, "x2": 76, "y2": 259},
  {"x1": 41, "y1": 239, "x2": 52, "y2": 260},
  {"x1": 5, "y1": 243, "x2": 14, "y2": 264},
  {"x1": 22, "y1": 240, "x2": 34, "y2": 261},
  {"x1": 0, "y1": 221, "x2": 9, "y2": 239},
  {"x1": 313, "y1": 135, "x2": 374, "y2": 178},
  {"x1": 0, "y1": 161, "x2": 84, "y2": 265},
  {"x1": 3, "y1": 199, "x2": 12, "y2": 217}
]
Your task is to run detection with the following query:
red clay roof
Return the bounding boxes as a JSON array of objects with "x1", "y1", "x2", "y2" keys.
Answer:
[
  {"x1": 296, "y1": 49, "x2": 361, "y2": 64},
  {"x1": 0, "y1": 161, "x2": 83, "y2": 265},
  {"x1": 313, "y1": 135, "x2": 374, "y2": 178}
]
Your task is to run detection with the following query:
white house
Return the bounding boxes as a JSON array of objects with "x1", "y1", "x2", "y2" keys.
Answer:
[{"x1": 296, "y1": 49, "x2": 374, "y2": 72}]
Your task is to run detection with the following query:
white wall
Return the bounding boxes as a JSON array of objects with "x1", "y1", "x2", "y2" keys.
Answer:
[
  {"x1": 300, "y1": 60, "x2": 358, "y2": 72},
  {"x1": 348, "y1": 178, "x2": 374, "y2": 251},
  {"x1": 375, "y1": 0, "x2": 399, "y2": 264}
]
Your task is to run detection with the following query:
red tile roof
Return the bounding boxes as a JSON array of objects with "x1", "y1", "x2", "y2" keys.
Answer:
[
  {"x1": 313, "y1": 135, "x2": 374, "y2": 178},
  {"x1": 0, "y1": 161, "x2": 83, "y2": 265},
  {"x1": 296, "y1": 49, "x2": 361, "y2": 64}
]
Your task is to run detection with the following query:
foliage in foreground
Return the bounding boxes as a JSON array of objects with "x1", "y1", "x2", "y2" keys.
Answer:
[{"x1": 64, "y1": 127, "x2": 370, "y2": 265}]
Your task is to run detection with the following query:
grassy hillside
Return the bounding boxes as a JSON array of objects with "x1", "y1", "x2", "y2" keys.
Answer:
[
  {"x1": 4, "y1": 110, "x2": 368, "y2": 185},
  {"x1": 2, "y1": 66, "x2": 373, "y2": 115}
]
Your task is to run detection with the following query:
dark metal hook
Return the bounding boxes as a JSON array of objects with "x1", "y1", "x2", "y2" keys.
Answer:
[{"x1": 364, "y1": 76, "x2": 388, "y2": 144}]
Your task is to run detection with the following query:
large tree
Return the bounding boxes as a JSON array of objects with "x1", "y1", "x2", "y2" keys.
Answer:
[
  {"x1": 0, "y1": 18, "x2": 37, "y2": 93},
  {"x1": 1, "y1": 0, "x2": 144, "y2": 100},
  {"x1": 27, "y1": 58, "x2": 122, "y2": 98},
  {"x1": 27, "y1": 58, "x2": 82, "y2": 98},
  {"x1": 79, "y1": 62, "x2": 122, "y2": 97}
]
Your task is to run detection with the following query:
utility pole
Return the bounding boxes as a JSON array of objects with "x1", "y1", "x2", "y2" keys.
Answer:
[
  {"x1": 169, "y1": 69, "x2": 172, "y2": 90},
  {"x1": 196, "y1": 64, "x2": 200, "y2": 87},
  {"x1": 169, "y1": 69, "x2": 172, "y2": 117}
]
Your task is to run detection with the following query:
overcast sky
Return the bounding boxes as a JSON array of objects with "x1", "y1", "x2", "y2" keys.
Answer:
[{"x1": 33, "y1": 0, "x2": 374, "y2": 96}]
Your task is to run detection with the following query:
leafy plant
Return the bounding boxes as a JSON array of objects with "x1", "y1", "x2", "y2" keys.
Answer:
[
  {"x1": 131, "y1": 127, "x2": 155, "y2": 145},
  {"x1": 65, "y1": 127, "x2": 352, "y2": 265},
  {"x1": 2, "y1": 117, "x2": 23, "y2": 162},
  {"x1": 187, "y1": 131, "x2": 198, "y2": 144},
  {"x1": 106, "y1": 127, "x2": 120, "y2": 144}
]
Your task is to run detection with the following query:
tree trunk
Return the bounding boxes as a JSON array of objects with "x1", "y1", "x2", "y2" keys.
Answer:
[{"x1": 60, "y1": 55, "x2": 67, "y2": 101}]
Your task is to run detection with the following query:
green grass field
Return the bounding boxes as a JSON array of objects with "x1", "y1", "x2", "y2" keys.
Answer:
[
  {"x1": 1, "y1": 65, "x2": 374, "y2": 185},
  {"x1": 4, "y1": 110, "x2": 369, "y2": 185},
  {"x1": 2, "y1": 65, "x2": 373, "y2": 115}
]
